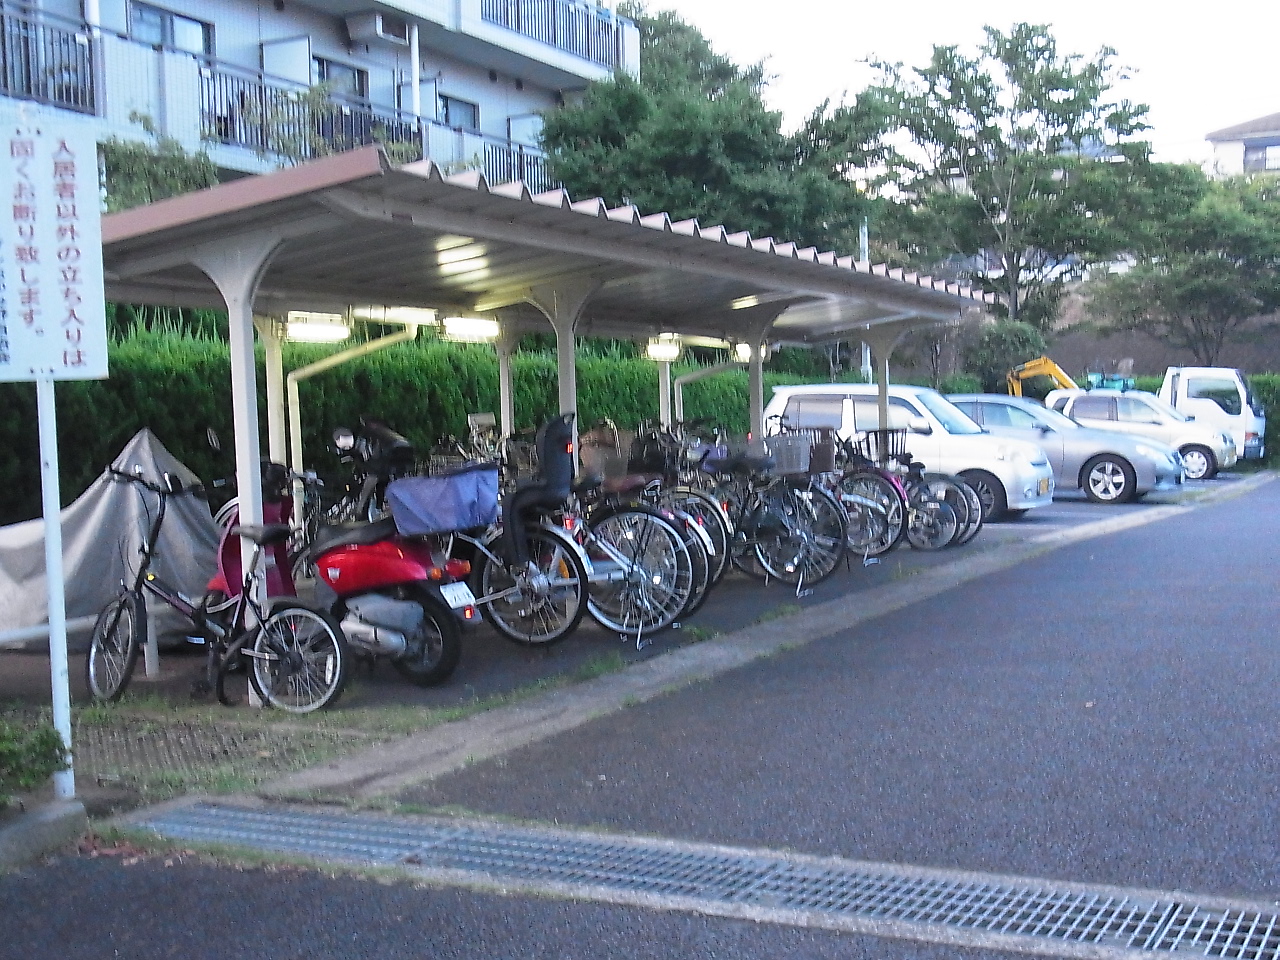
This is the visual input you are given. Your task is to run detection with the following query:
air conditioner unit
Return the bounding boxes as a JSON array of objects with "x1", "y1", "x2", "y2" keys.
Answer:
[{"x1": 345, "y1": 12, "x2": 410, "y2": 47}]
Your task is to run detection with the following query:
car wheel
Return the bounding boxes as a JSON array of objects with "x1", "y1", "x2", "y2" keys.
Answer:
[
  {"x1": 1179, "y1": 445, "x2": 1216, "y2": 481},
  {"x1": 958, "y1": 470, "x2": 1008, "y2": 522},
  {"x1": 1082, "y1": 454, "x2": 1136, "y2": 504}
]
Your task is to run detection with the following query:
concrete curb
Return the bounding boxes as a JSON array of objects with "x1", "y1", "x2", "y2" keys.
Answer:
[
  {"x1": 255, "y1": 472, "x2": 1275, "y2": 802},
  {"x1": 0, "y1": 800, "x2": 88, "y2": 869}
]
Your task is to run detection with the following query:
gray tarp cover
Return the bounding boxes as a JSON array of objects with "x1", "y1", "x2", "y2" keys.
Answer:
[{"x1": 0, "y1": 429, "x2": 219, "y2": 649}]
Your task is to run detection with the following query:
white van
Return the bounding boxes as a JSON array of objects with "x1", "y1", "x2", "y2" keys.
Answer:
[
  {"x1": 1158, "y1": 367, "x2": 1265, "y2": 461},
  {"x1": 764, "y1": 383, "x2": 1054, "y2": 521}
]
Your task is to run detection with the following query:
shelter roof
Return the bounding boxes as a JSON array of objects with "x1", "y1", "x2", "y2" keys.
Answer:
[{"x1": 102, "y1": 146, "x2": 993, "y2": 344}]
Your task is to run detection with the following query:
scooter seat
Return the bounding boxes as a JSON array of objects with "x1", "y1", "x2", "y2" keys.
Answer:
[
  {"x1": 308, "y1": 516, "x2": 399, "y2": 557},
  {"x1": 231, "y1": 523, "x2": 293, "y2": 547}
]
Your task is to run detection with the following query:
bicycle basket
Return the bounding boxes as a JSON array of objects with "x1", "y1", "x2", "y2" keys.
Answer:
[
  {"x1": 852, "y1": 428, "x2": 907, "y2": 464},
  {"x1": 763, "y1": 434, "x2": 812, "y2": 475},
  {"x1": 386, "y1": 462, "x2": 499, "y2": 536},
  {"x1": 807, "y1": 429, "x2": 837, "y2": 474}
]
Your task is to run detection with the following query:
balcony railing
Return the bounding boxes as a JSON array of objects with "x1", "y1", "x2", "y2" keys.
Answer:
[
  {"x1": 0, "y1": 3, "x2": 94, "y2": 114},
  {"x1": 481, "y1": 0, "x2": 625, "y2": 68},
  {"x1": 199, "y1": 62, "x2": 556, "y2": 190}
]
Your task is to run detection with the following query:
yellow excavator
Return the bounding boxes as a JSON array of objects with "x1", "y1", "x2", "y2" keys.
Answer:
[{"x1": 1005, "y1": 356, "x2": 1078, "y2": 396}]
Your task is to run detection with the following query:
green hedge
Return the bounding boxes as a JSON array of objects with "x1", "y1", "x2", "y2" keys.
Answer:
[{"x1": 0, "y1": 335, "x2": 813, "y2": 524}]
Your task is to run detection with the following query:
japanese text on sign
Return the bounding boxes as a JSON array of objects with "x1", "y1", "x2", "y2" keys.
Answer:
[{"x1": 0, "y1": 110, "x2": 107, "y2": 382}]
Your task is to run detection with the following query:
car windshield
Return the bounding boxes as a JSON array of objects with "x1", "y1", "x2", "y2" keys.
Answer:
[
  {"x1": 1138, "y1": 392, "x2": 1190, "y2": 421},
  {"x1": 1024, "y1": 403, "x2": 1080, "y2": 430},
  {"x1": 915, "y1": 391, "x2": 984, "y2": 434}
]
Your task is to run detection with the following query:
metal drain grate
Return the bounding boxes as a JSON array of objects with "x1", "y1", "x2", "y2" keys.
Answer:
[{"x1": 139, "y1": 803, "x2": 1280, "y2": 959}]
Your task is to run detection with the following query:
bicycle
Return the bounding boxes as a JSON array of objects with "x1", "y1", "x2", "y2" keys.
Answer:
[{"x1": 86, "y1": 468, "x2": 349, "y2": 713}]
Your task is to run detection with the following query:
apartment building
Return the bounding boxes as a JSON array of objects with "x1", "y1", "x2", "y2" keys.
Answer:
[{"x1": 0, "y1": 0, "x2": 639, "y2": 190}]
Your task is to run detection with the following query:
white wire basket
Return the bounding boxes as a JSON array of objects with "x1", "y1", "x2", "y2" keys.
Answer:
[{"x1": 763, "y1": 433, "x2": 812, "y2": 475}]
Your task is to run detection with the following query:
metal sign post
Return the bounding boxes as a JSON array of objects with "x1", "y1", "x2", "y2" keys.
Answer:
[{"x1": 1, "y1": 106, "x2": 110, "y2": 799}]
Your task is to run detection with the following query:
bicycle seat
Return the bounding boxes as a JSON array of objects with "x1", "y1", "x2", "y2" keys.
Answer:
[
  {"x1": 307, "y1": 517, "x2": 398, "y2": 557},
  {"x1": 231, "y1": 523, "x2": 293, "y2": 547}
]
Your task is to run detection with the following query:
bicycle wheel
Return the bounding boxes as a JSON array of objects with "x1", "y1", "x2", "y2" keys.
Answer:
[
  {"x1": 669, "y1": 509, "x2": 713, "y2": 618},
  {"x1": 791, "y1": 484, "x2": 847, "y2": 585},
  {"x1": 85, "y1": 592, "x2": 144, "y2": 702},
  {"x1": 584, "y1": 506, "x2": 693, "y2": 635},
  {"x1": 248, "y1": 602, "x2": 348, "y2": 713},
  {"x1": 905, "y1": 491, "x2": 958, "y2": 551},
  {"x1": 837, "y1": 471, "x2": 906, "y2": 557},
  {"x1": 656, "y1": 487, "x2": 732, "y2": 586},
  {"x1": 951, "y1": 477, "x2": 985, "y2": 546},
  {"x1": 474, "y1": 526, "x2": 589, "y2": 646},
  {"x1": 921, "y1": 474, "x2": 972, "y2": 548}
]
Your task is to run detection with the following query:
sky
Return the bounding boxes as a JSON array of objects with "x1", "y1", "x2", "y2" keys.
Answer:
[{"x1": 657, "y1": 0, "x2": 1280, "y2": 164}]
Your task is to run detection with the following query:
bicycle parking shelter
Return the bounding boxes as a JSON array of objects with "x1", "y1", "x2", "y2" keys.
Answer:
[{"x1": 100, "y1": 145, "x2": 992, "y2": 541}]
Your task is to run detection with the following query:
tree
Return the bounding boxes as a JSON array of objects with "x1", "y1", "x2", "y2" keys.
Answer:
[
  {"x1": 1086, "y1": 172, "x2": 1280, "y2": 365},
  {"x1": 539, "y1": 7, "x2": 884, "y2": 249},
  {"x1": 99, "y1": 114, "x2": 219, "y2": 212},
  {"x1": 869, "y1": 23, "x2": 1150, "y2": 328},
  {"x1": 961, "y1": 320, "x2": 1048, "y2": 392}
]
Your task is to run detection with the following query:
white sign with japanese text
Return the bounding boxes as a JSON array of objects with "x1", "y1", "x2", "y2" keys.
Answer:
[{"x1": 0, "y1": 109, "x2": 107, "y2": 382}]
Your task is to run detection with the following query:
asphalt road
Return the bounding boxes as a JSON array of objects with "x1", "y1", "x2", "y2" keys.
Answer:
[
  {"x1": 2, "y1": 476, "x2": 1274, "y2": 959},
  {"x1": 397, "y1": 477, "x2": 1280, "y2": 900}
]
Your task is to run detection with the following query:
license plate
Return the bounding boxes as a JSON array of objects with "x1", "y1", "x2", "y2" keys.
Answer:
[
  {"x1": 439, "y1": 582, "x2": 476, "y2": 609},
  {"x1": 1038, "y1": 477, "x2": 1051, "y2": 495}
]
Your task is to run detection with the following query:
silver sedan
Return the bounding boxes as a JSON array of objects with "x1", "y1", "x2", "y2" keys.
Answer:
[{"x1": 947, "y1": 394, "x2": 1184, "y2": 504}]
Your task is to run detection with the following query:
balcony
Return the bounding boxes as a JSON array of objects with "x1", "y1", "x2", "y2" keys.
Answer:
[
  {"x1": 199, "y1": 62, "x2": 556, "y2": 191},
  {"x1": 480, "y1": 0, "x2": 630, "y2": 70},
  {"x1": 0, "y1": 3, "x2": 95, "y2": 114}
]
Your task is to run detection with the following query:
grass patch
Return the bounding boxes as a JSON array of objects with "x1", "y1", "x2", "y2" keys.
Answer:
[
  {"x1": 680, "y1": 625, "x2": 721, "y2": 643},
  {"x1": 753, "y1": 602, "x2": 802, "y2": 625}
]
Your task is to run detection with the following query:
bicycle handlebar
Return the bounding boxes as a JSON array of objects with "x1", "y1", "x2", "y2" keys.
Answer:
[{"x1": 108, "y1": 465, "x2": 205, "y2": 498}]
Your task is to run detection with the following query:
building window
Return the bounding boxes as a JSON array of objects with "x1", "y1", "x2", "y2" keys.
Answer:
[
  {"x1": 312, "y1": 57, "x2": 368, "y2": 101},
  {"x1": 1267, "y1": 145, "x2": 1280, "y2": 171},
  {"x1": 130, "y1": 1, "x2": 213, "y2": 57},
  {"x1": 438, "y1": 94, "x2": 479, "y2": 131}
]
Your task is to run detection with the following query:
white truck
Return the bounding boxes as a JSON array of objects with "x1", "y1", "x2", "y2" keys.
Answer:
[{"x1": 1157, "y1": 367, "x2": 1266, "y2": 461}]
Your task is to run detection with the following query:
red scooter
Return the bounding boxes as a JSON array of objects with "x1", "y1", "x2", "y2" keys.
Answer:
[{"x1": 306, "y1": 516, "x2": 473, "y2": 686}]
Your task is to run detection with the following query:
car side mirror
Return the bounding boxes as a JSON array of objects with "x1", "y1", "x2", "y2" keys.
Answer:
[
  {"x1": 908, "y1": 417, "x2": 932, "y2": 435},
  {"x1": 1037, "y1": 423, "x2": 1053, "y2": 434}
]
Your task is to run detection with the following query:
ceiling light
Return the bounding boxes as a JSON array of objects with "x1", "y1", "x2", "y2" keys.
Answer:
[
  {"x1": 350, "y1": 306, "x2": 437, "y2": 325},
  {"x1": 646, "y1": 335, "x2": 681, "y2": 362},
  {"x1": 442, "y1": 316, "x2": 500, "y2": 342},
  {"x1": 286, "y1": 311, "x2": 350, "y2": 343}
]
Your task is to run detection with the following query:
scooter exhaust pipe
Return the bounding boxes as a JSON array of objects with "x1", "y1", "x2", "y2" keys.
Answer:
[{"x1": 339, "y1": 615, "x2": 407, "y2": 657}]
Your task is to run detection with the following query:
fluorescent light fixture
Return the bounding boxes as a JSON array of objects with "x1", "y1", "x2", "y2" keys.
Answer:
[
  {"x1": 286, "y1": 311, "x2": 350, "y2": 343},
  {"x1": 730, "y1": 295, "x2": 761, "y2": 310},
  {"x1": 350, "y1": 305, "x2": 437, "y2": 326},
  {"x1": 733, "y1": 342, "x2": 771, "y2": 363},
  {"x1": 442, "y1": 316, "x2": 500, "y2": 342},
  {"x1": 646, "y1": 335, "x2": 681, "y2": 362}
]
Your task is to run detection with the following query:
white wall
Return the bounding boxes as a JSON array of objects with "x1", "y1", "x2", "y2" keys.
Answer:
[{"x1": 1212, "y1": 141, "x2": 1245, "y2": 177}]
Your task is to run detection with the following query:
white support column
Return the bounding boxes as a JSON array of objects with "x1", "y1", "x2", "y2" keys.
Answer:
[
  {"x1": 409, "y1": 23, "x2": 421, "y2": 119},
  {"x1": 859, "y1": 319, "x2": 921, "y2": 441},
  {"x1": 527, "y1": 277, "x2": 602, "y2": 456},
  {"x1": 495, "y1": 325, "x2": 517, "y2": 437},
  {"x1": 657, "y1": 360, "x2": 672, "y2": 428},
  {"x1": 256, "y1": 317, "x2": 287, "y2": 463},
  {"x1": 748, "y1": 343, "x2": 765, "y2": 439},
  {"x1": 192, "y1": 235, "x2": 282, "y2": 588}
]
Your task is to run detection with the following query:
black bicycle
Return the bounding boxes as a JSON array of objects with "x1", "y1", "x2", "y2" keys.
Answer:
[{"x1": 86, "y1": 467, "x2": 349, "y2": 713}]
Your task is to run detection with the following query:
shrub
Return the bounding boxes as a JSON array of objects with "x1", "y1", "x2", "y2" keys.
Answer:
[{"x1": 0, "y1": 719, "x2": 69, "y2": 802}]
